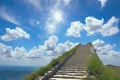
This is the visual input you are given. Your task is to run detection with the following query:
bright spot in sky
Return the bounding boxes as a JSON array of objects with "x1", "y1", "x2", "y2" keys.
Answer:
[{"x1": 54, "y1": 11, "x2": 63, "y2": 22}]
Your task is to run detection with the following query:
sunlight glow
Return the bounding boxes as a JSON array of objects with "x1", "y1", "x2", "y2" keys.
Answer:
[{"x1": 54, "y1": 11, "x2": 63, "y2": 22}]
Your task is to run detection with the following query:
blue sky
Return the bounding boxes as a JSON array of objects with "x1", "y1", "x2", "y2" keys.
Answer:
[{"x1": 0, "y1": 0, "x2": 120, "y2": 66}]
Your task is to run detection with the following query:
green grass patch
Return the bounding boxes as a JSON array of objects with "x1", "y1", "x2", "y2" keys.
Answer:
[
  {"x1": 24, "y1": 45, "x2": 78, "y2": 80},
  {"x1": 87, "y1": 53, "x2": 120, "y2": 80}
]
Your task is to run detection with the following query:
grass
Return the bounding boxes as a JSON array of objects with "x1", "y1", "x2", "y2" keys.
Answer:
[
  {"x1": 24, "y1": 45, "x2": 78, "y2": 80},
  {"x1": 87, "y1": 53, "x2": 120, "y2": 80}
]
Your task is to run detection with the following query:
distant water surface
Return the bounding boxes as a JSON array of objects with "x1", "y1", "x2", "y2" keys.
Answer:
[{"x1": 0, "y1": 66, "x2": 40, "y2": 80}]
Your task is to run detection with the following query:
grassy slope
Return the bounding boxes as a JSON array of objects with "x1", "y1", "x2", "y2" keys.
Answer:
[
  {"x1": 87, "y1": 53, "x2": 120, "y2": 80},
  {"x1": 24, "y1": 45, "x2": 78, "y2": 80}
]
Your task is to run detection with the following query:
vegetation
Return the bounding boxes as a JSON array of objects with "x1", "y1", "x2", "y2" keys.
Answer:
[
  {"x1": 87, "y1": 53, "x2": 120, "y2": 80},
  {"x1": 24, "y1": 45, "x2": 78, "y2": 80}
]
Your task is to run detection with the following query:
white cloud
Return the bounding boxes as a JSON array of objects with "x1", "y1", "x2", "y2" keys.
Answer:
[
  {"x1": 66, "y1": 21, "x2": 84, "y2": 37},
  {"x1": 84, "y1": 16, "x2": 104, "y2": 36},
  {"x1": 98, "y1": 0, "x2": 107, "y2": 8},
  {"x1": 101, "y1": 16, "x2": 119, "y2": 36},
  {"x1": 45, "y1": 18, "x2": 57, "y2": 34},
  {"x1": 63, "y1": 0, "x2": 71, "y2": 5},
  {"x1": 66, "y1": 16, "x2": 119, "y2": 37},
  {"x1": 55, "y1": 41, "x2": 78, "y2": 54},
  {"x1": 44, "y1": 35, "x2": 58, "y2": 51},
  {"x1": 0, "y1": 43, "x2": 27, "y2": 59},
  {"x1": 0, "y1": 43, "x2": 13, "y2": 57},
  {"x1": 13, "y1": 47, "x2": 26, "y2": 59},
  {"x1": 92, "y1": 39, "x2": 120, "y2": 65},
  {"x1": 0, "y1": 8, "x2": 19, "y2": 25},
  {"x1": 0, "y1": 35, "x2": 77, "y2": 66},
  {"x1": 1, "y1": 27, "x2": 30, "y2": 41},
  {"x1": 28, "y1": 46, "x2": 43, "y2": 59}
]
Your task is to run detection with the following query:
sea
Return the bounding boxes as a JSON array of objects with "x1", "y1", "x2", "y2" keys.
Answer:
[{"x1": 0, "y1": 65, "x2": 40, "y2": 80}]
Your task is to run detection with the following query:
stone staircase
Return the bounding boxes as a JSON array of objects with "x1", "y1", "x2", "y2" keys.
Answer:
[
  {"x1": 49, "y1": 44, "x2": 92, "y2": 80},
  {"x1": 49, "y1": 66, "x2": 87, "y2": 80}
]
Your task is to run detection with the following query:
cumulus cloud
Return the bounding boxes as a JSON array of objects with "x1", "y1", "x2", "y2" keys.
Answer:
[
  {"x1": 98, "y1": 0, "x2": 107, "y2": 8},
  {"x1": 28, "y1": 46, "x2": 43, "y2": 59},
  {"x1": 0, "y1": 35, "x2": 77, "y2": 66},
  {"x1": 66, "y1": 21, "x2": 84, "y2": 37},
  {"x1": 44, "y1": 35, "x2": 58, "y2": 51},
  {"x1": 101, "y1": 16, "x2": 119, "y2": 36},
  {"x1": 92, "y1": 39, "x2": 120, "y2": 65},
  {"x1": 84, "y1": 16, "x2": 104, "y2": 36},
  {"x1": 85, "y1": 16, "x2": 119, "y2": 36},
  {"x1": 13, "y1": 47, "x2": 27, "y2": 59},
  {"x1": 55, "y1": 41, "x2": 77, "y2": 54},
  {"x1": 0, "y1": 43, "x2": 27, "y2": 59},
  {"x1": 0, "y1": 43, "x2": 13, "y2": 57},
  {"x1": 1, "y1": 27, "x2": 30, "y2": 41},
  {"x1": 41, "y1": 35, "x2": 77, "y2": 56},
  {"x1": 66, "y1": 16, "x2": 119, "y2": 37},
  {"x1": 0, "y1": 8, "x2": 19, "y2": 25}
]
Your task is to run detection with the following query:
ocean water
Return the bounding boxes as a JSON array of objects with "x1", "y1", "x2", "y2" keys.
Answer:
[{"x1": 0, "y1": 66, "x2": 39, "y2": 80}]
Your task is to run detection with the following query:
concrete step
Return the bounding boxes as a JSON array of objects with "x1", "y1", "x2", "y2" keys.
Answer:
[
  {"x1": 61, "y1": 66, "x2": 81, "y2": 68},
  {"x1": 53, "y1": 74, "x2": 87, "y2": 79},
  {"x1": 59, "y1": 69, "x2": 86, "y2": 71},
  {"x1": 57, "y1": 70, "x2": 86, "y2": 73},
  {"x1": 56, "y1": 72, "x2": 86, "y2": 76},
  {"x1": 49, "y1": 78, "x2": 81, "y2": 80},
  {"x1": 61, "y1": 67, "x2": 86, "y2": 70}
]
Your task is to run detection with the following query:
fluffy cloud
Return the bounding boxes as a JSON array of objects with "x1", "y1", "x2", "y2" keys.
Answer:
[
  {"x1": 92, "y1": 39, "x2": 120, "y2": 65},
  {"x1": 28, "y1": 46, "x2": 43, "y2": 59},
  {"x1": 66, "y1": 21, "x2": 84, "y2": 37},
  {"x1": 0, "y1": 43, "x2": 13, "y2": 57},
  {"x1": 0, "y1": 43, "x2": 27, "y2": 59},
  {"x1": 44, "y1": 35, "x2": 58, "y2": 51},
  {"x1": 1, "y1": 27, "x2": 30, "y2": 41},
  {"x1": 0, "y1": 35, "x2": 77, "y2": 66},
  {"x1": 84, "y1": 16, "x2": 104, "y2": 36},
  {"x1": 0, "y1": 8, "x2": 19, "y2": 25},
  {"x1": 98, "y1": 0, "x2": 107, "y2": 8},
  {"x1": 86, "y1": 16, "x2": 119, "y2": 36},
  {"x1": 12, "y1": 47, "x2": 27, "y2": 59},
  {"x1": 101, "y1": 16, "x2": 119, "y2": 36},
  {"x1": 66, "y1": 16, "x2": 119, "y2": 37},
  {"x1": 55, "y1": 41, "x2": 77, "y2": 54}
]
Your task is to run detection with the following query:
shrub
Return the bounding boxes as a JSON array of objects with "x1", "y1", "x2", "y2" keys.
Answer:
[{"x1": 87, "y1": 54, "x2": 104, "y2": 76}]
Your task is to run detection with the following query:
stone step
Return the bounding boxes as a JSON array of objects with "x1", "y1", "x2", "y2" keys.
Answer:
[
  {"x1": 62, "y1": 66, "x2": 82, "y2": 68},
  {"x1": 59, "y1": 69, "x2": 80, "y2": 72},
  {"x1": 47, "y1": 45, "x2": 91, "y2": 80},
  {"x1": 59, "y1": 69, "x2": 86, "y2": 71},
  {"x1": 53, "y1": 74, "x2": 87, "y2": 79},
  {"x1": 61, "y1": 67, "x2": 86, "y2": 70},
  {"x1": 56, "y1": 72, "x2": 86, "y2": 76},
  {"x1": 49, "y1": 78, "x2": 82, "y2": 80},
  {"x1": 57, "y1": 70, "x2": 86, "y2": 73}
]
